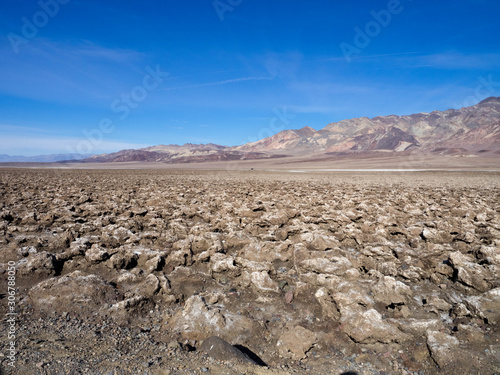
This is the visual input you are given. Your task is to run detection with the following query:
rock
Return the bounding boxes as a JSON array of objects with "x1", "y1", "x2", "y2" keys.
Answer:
[
  {"x1": 18, "y1": 246, "x2": 37, "y2": 257},
  {"x1": 200, "y1": 336, "x2": 256, "y2": 365},
  {"x1": 21, "y1": 211, "x2": 37, "y2": 225},
  {"x1": 426, "y1": 330, "x2": 459, "y2": 368},
  {"x1": 166, "y1": 243, "x2": 192, "y2": 268},
  {"x1": 263, "y1": 211, "x2": 289, "y2": 226},
  {"x1": 421, "y1": 228, "x2": 451, "y2": 243},
  {"x1": 457, "y1": 324, "x2": 486, "y2": 344},
  {"x1": 64, "y1": 237, "x2": 90, "y2": 259},
  {"x1": 377, "y1": 261, "x2": 398, "y2": 277},
  {"x1": 107, "y1": 295, "x2": 151, "y2": 323},
  {"x1": 371, "y1": 275, "x2": 412, "y2": 306},
  {"x1": 131, "y1": 207, "x2": 148, "y2": 216},
  {"x1": 478, "y1": 245, "x2": 500, "y2": 266},
  {"x1": 167, "y1": 295, "x2": 257, "y2": 341},
  {"x1": 413, "y1": 345, "x2": 430, "y2": 362},
  {"x1": 342, "y1": 309, "x2": 409, "y2": 344},
  {"x1": 450, "y1": 303, "x2": 471, "y2": 318},
  {"x1": 394, "y1": 318, "x2": 443, "y2": 335},
  {"x1": 448, "y1": 251, "x2": 492, "y2": 292},
  {"x1": 314, "y1": 287, "x2": 340, "y2": 320},
  {"x1": 427, "y1": 296, "x2": 452, "y2": 313},
  {"x1": 40, "y1": 213, "x2": 55, "y2": 226},
  {"x1": 235, "y1": 258, "x2": 272, "y2": 273},
  {"x1": 210, "y1": 253, "x2": 237, "y2": 273},
  {"x1": 463, "y1": 287, "x2": 500, "y2": 325},
  {"x1": 299, "y1": 256, "x2": 351, "y2": 276},
  {"x1": 277, "y1": 326, "x2": 317, "y2": 360},
  {"x1": 190, "y1": 235, "x2": 210, "y2": 255},
  {"x1": 108, "y1": 251, "x2": 138, "y2": 270},
  {"x1": 135, "y1": 274, "x2": 161, "y2": 297},
  {"x1": 28, "y1": 271, "x2": 119, "y2": 315},
  {"x1": 19, "y1": 251, "x2": 57, "y2": 276},
  {"x1": 85, "y1": 244, "x2": 110, "y2": 263},
  {"x1": 116, "y1": 270, "x2": 138, "y2": 284},
  {"x1": 249, "y1": 271, "x2": 278, "y2": 293},
  {"x1": 167, "y1": 341, "x2": 181, "y2": 351},
  {"x1": 145, "y1": 254, "x2": 164, "y2": 272},
  {"x1": 284, "y1": 290, "x2": 294, "y2": 304}
]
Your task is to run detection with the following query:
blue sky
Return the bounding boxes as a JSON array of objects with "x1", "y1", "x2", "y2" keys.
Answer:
[{"x1": 1, "y1": 0, "x2": 500, "y2": 155}]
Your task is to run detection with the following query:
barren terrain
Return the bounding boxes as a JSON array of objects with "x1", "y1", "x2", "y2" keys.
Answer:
[
  {"x1": 0, "y1": 169, "x2": 499, "y2": 375},
  {"x1": 1, "y1": 150, "x2": 500, "y2": 172}
]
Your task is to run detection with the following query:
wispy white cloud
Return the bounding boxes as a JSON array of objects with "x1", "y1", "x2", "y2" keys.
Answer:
[
  {"x1": 304, "y1": 51, "x2": 500, "y2": 70},
  {"x1": 369, "y1": 52, "x2": 500, "y2": 70},
  {"x1": 33, "y1": 39, "x2": 144, "y2": 62},
  {"x1": 417, "y1": 52, "x2": 500, "y2": 69},
  {"x1": 163, "y1": 76, "x2": 275, "y2": 91},
  {"x1": 306, "y1": 51, "x2": 421, "y2": 63}
]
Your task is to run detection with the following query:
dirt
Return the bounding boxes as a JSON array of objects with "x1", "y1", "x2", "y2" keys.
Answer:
[{"x1": 0, "y1": 168, "x2": 499, "y2": 375}]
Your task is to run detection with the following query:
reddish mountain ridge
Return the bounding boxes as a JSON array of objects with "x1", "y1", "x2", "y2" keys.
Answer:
[
  {"x1": 82, "y1": 97, "x2": 500, "y2": 163},
  {"x1": 233, "y1": 97, "x2": 500, "y2": 156},
  {"x1": 84, "y1": 143, "x2": 286, "y2": 163}
]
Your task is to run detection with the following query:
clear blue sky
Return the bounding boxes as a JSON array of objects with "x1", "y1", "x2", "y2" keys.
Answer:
[{"x1": 1, "y1": 0, "x2": 500, "y2": 155}]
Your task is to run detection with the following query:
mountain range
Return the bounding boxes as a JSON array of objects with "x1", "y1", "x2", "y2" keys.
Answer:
[
  {"x1": 80, "y1": 97, "x2": 500, "y2": 163},
  {"x1": 2, "y1": 97, "x2": 499, "y2": 164}
]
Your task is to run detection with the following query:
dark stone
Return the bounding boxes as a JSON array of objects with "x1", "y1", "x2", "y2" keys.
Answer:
[{"x1": 199, "y1": 336, "x2": 259, "y2": 365}]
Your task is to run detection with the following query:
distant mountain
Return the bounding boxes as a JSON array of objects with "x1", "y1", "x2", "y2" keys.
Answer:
[
  {"x1": 82, "y1": 143, "x2": 286, "y2": 163},
  {"x1": 233, "y1": 97, "x2": 500, "y2": 155},
  {"x1": 0, "y1": 153, "x2": 93, "y2": 163},
  {"x1": 80, "y1": 96, "x2": 500, "y2": 163}
]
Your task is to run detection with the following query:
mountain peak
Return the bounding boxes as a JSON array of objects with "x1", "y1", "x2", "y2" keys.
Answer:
[
  {"x1": 294, "y1": 126, "x2": 317, "y2": 137},
  {"x1": 477, "y1": 96, "x2": 500, "y2": 106}
]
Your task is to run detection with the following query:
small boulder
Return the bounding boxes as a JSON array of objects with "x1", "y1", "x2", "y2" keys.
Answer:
[
  {"x1": 145, "y1": 254, "x2": 165, "y2": 272},
  {"x1": 250, "y1": 271, "x2": 278, "y2": 293},
  {"x1": 449, "y1": 251, "x2": 492, "y2": 292},
  {"x1": 85, "y1": 244, "x2": 110, "y2": 264},
  {"x1": 464, "y1": 287, "x2": 500, "y2": 325},
  {"x1": 19, "y1": 251, "x2": 57, "y2": 277},
  {"x1": 108, "y1": 251, "x2": 138, "y2": 270},
  {"x1": 277, "y1": 326, "x2": 317, "y2": 360},
  {"x1": 200, "y1": 336, "x2": 256, "y2": 365},
  {"x1": 342, "y1": 309, "x2": 409, "y2": 344},
  {"x1": 28, "y1": 271, "x2": 119, "y2": 315},
  {"x1": 426, "y1": 330, "x2": 459, "y2": 368},
  {"x1": 167, "y1": 295, "x2": 257, "y2": 341},
  {"x1": 372, "y1": 276, "x2": 412, "y2": 306},
  {"x1": 135, "y1": 274, "x2": 161, "y2": 298}
]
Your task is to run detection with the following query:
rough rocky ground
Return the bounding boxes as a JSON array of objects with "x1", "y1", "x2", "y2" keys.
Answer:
[{"x1": 0, "y1": 169, "x2": 499, "y2": 375}]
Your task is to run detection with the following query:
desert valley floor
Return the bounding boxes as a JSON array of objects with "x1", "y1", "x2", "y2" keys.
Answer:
[{"x1": 0, "y1": 168, "x2": 499, "y2": 375}]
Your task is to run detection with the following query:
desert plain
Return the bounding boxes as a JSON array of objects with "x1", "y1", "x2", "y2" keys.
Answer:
[{"x1": 0, "y1": 167, "x2": 499, "y2": 375}]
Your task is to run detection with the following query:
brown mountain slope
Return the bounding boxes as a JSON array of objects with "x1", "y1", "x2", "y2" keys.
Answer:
[
  {"x1": 82, "y1": 97, "x2": 500, "y2": 163},
  {"x1": 233, "y1": 96, "x2": 500, "y2": 155},
  {"x1": 83, "y1": 143, "x2": 288, "y2": 164}
]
